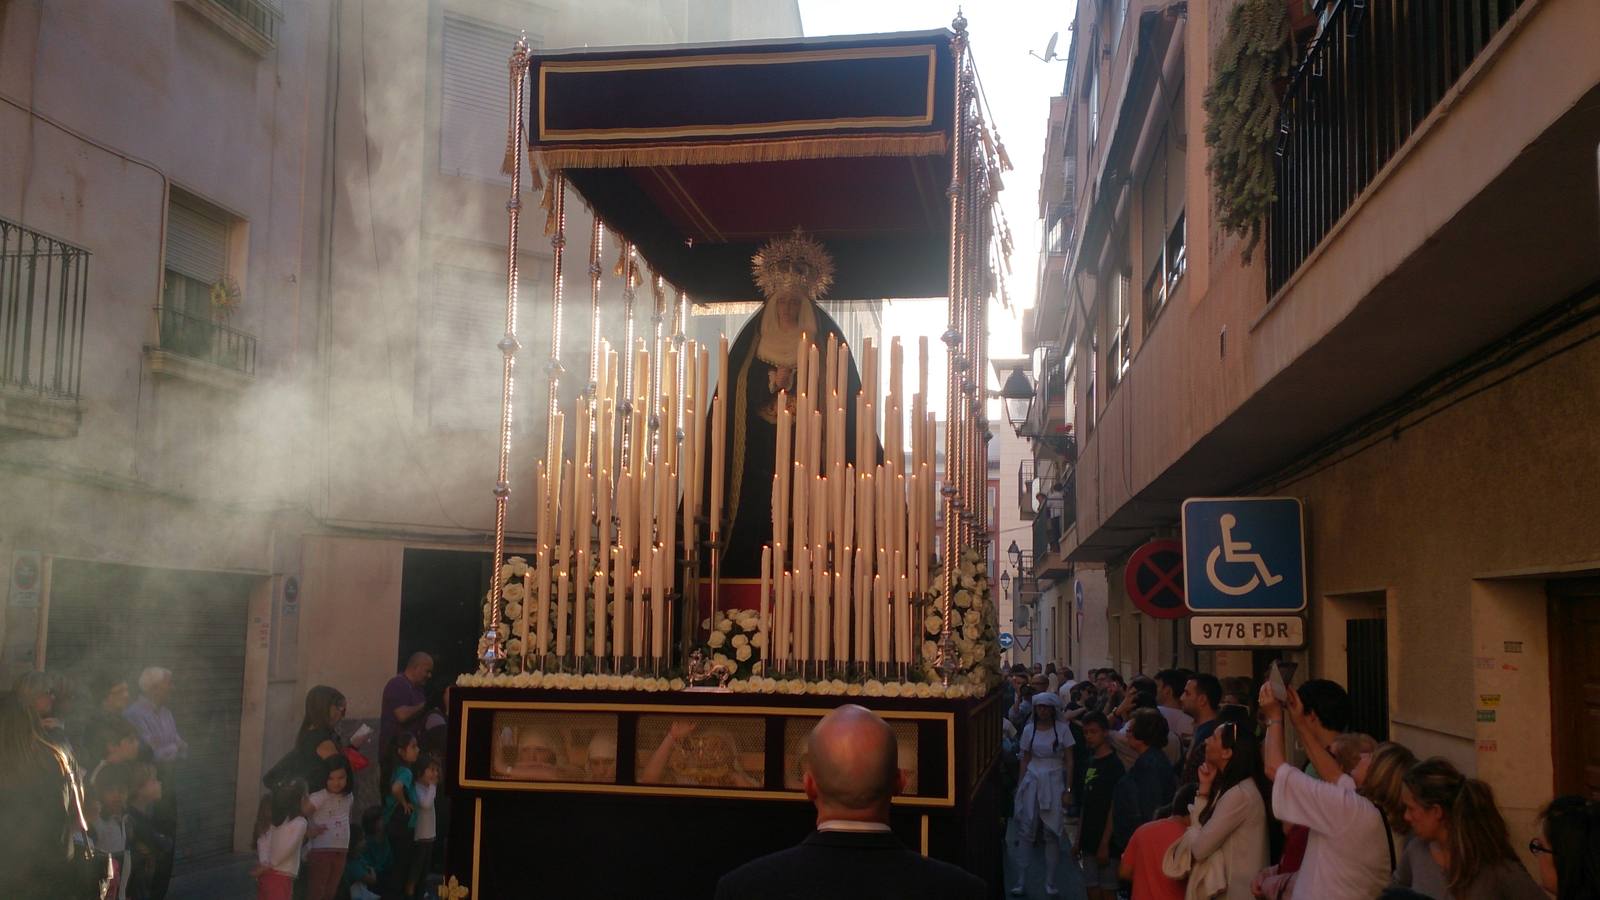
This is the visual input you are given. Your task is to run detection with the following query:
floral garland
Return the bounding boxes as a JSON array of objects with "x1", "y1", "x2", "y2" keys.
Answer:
[
  {"x1": 917, "y1": 545, "x2": 1002, "y2": 691},
  {"x1": 701, "y1": 608, "x2": 764, "y2": 679},
  {"x1": 455, "y1": 669, "x2": 986, "y2": 699}
]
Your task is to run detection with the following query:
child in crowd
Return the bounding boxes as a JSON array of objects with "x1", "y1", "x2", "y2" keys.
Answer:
[
  {"x1": 91, "y1": 761, "x2": 134, "y2": 900},
  {"x1": 87, "y1": 716, "x2": 141, "y2": 787},
  {"x1": 254, "y1": 777, "x2": 319, "y2": 900},
  {"x1": 384, "y1": 733, "x2": 422, "y2": 898},
  {"x1": 125, "y1": 762, "x2": 171, "y2": 900},
  {"x1": 305, "y1": 755, "x2": 356, "y2": 900},
  {"x1": 409, "y1": 754, "x2": 441, "y2": 898},
  {"x1": 1076, "y1": 712, "x2": 1126, "y2": 900},
  {"x1": 343, "y1": 806, "x2": 392, "y2": 899}
]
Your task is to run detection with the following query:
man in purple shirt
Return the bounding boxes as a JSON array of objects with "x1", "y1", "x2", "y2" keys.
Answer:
[
  {"x1": 125, "y1": 666, "x2": 185, "y2": 899},
  {"x1": 380, "y1": 652, "x2": 433, "y2": 784}
]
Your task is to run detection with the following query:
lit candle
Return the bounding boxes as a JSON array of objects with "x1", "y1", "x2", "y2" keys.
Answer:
[
  {"x1": 556, "y1": 568, "x2": 570, "y2": 658},
  {"x1": 593, "y1": 569, "x2": 607, "y2": 659}
]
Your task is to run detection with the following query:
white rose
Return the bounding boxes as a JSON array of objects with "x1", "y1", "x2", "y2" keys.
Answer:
[
  {"x1": 963, "y1": 610, "x2": 979, "y2": 627},
  {"x1": 581, "y1": 674, "x2": 599, "y2": 690},
  {"x1": 864, "y1": 680, "x2": 884, "y2": 697},
  {"x1": 789, "y1": 680, "x2": 808, "y2": 695},
  {"x1": 735, "y1": 645, "x2": 753, "y2": 662},
  {"x1": 750, "y1": 662, "x2": 765, "y2": 676},
  {"x1": 883, "y1": 682, "x2": 903, "y2": 697},
  {"x1": 804, "y1": 682, "x2": 820, "y2": 695},
  {"x1": 922, "y1": 641, "x2": 938, "y2": 661},
  {"x1": 701, "y1": 618, "x2": 713, "y2": 630},
  {"x1": 751, "y1": 632, "x2": 767, "y2": 648},
  {"x1": 847, "y1": 683, "x2": 863, "y2": 697},
  {"x1": 713, "y1": 654, "x2": 734, "y2": 670},
  {"x1": 924, "y1": 615, "x2": 943, "y2": 636},
  {"x1": 830, "y1": 679, "x2": 847, "y2": 695},
  {"x1": 503, "y1": 583, "x2": 526, "y2": 602},
  {"x1": 737, "y1": 614, "x2": 759, "y2": 631},
  {"x1": 719, "y1": 619, "x2": 735, "y2": 633},
  {"x1": 731, "y1": 634, "x2": 750, "y2": 648},
  {"x1": 915, "y1": 683, "x2": 932, "y2": 698},
  {"x1": 731, "y1": 679, "x2": 749, "y2": 693},
  {"x1": 507, "y1": 638, "x2": 524, "y2": 655},
  {"x1": 954, "y1": 590, "x2": 972, "y2": 609},
  {"x1": 962, "y1": 624, "x2": 980, "y2": 642},
  {"x1": 669, "y1": 677, "x2": 686, "y2": 691},
  {"x1": 708, "y1": 631, "x2": 727, "y2": 648},
  {"x1": 641, "y1": 678, "x2": 658, "y2": 692},
  {"x1": 506, "y1": 557, "x2": 530, "y2": 577},
  {"x1": 528, "y1": 671, "x2": 545, "y2": 688},
  {"x1": 620, "y1": 675, "x2": 638, "y2": 690},
  {"x1": 760, "y1": 678, "x2": 779, "y2": 692}
]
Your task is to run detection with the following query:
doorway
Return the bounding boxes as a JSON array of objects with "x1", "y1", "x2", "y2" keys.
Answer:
[
  {"x1": 1549, "y1": 578, "x2": 1600, "y2": 798},
  {"x1": 398, "y1": 549, "x2": 493, "y2": 702}
]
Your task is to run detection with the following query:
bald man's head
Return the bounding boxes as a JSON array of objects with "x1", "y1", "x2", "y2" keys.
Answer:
[
  {"x1": 804, "y1": 704, "x2": 901, "y2": 812},
  {"x1": 405, "y1": 652, "x2": 434, "y2": 685}
]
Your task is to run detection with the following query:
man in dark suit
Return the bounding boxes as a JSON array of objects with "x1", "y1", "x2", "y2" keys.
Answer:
[{"x1": 715, "y1": 704, "x2": 987, "y2": 900}]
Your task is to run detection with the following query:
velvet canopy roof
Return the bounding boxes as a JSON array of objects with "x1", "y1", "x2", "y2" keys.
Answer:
[{"x1": 527, "y1": 29, "x2": 958, "y2": 302}]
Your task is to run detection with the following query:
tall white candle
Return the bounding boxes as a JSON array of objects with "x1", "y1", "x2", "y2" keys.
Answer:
[
  {"x1": 593, "y1": 570, "x2": 607, "y2": 659},
  {"x1": 759, "y1": 545, "x2": 771, "y2": 657}
]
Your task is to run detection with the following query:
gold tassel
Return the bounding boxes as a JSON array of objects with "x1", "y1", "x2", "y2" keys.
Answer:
[
  {"x1": 540, "y1": 175, "x2": 556, "y2": 235},
  {"x1": 613, "y1": 241, "x2": 628, "y2": 278},
  {"x1": 527, "y1": 153, "x2": 544, "y2": 192}
]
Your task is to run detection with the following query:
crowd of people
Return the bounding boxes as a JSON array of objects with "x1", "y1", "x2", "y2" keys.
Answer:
[
  {"x1": 998, "y1": 661, "x2": 1600, "y2": 900},
  {"x1": 253, "y1": 651, "x2": 447, "y2": 900},
  {"x1": 0, "y1": 666, "x2": 187, "y2": 900}
]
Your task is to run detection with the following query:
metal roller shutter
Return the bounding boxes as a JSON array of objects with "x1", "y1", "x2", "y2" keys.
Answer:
[
  {"x1": 165, "y1": 200, "x2": 228, "y2": 282},
  {"x1": 46, "y1": 560, "x2": 254, "y2": 867},
  {"x1": 440, "y1": 15, "x2": 538, "y2": 183}
]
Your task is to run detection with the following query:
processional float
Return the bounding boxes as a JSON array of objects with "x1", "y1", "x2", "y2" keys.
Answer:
[{"x1": 446, "y1": 17, "x2": 1016, "y2": 897}]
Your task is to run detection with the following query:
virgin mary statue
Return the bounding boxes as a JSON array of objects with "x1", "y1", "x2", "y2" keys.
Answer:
[{"x1": 706, "y1": 230, "x2": 872, "y2": 579}]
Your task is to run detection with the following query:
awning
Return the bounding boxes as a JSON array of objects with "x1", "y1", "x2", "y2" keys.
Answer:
[{"x1": 527, "y1": 30, "x2": 958, "y2": 302}]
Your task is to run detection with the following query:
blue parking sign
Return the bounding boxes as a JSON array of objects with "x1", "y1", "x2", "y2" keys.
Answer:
[{"x1": 1182, "y1": 498, "x2": 1307, "y2": 613}]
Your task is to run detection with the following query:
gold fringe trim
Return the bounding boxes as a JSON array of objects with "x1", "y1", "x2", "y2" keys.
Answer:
[{"x1": 532, "y1": 132, "x2": 948, "y2": 171}]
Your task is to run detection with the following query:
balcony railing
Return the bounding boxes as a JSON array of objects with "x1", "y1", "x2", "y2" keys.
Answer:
[
  {"x1": 1019, "y1": 458, "x2": 1037, "y2": 515},
  {"x1": 1, "y1": 219, "x2": 88, "y2": 402},
  {"x1": 155, "y1": 307, "x2": 257, "y2": 376},
  {"x1": 1268, "y1": 0, "x2": 1524, "y2": 295}
]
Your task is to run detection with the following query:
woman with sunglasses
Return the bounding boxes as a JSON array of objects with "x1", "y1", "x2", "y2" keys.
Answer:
[
  {"x1": 1162, "y1": 717, "x2": 1270, "y2": 899},
  {"x1": 1533, "y1": 794, "x2": 1600, "y2": 900},
  {"x1": 1396, "y1": 757, "x2": 1543, "y2": 898}
]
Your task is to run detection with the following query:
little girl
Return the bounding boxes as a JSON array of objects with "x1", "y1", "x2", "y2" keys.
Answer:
[
  {"x1": 304, "y1": 756, "x2": 355, "y2": 900},
  {"x1": 255, "y1": 777, "x2": 319, "y2": 900},
  {"x1": 407, "y1": 754, "x2": 441, "y2": 898},
  {"x1": 383, "y1": 733, "x2": 421, "y2": 898},
  {"x1": 91, "y1": 761, "x2": 133, "y2": 900}
]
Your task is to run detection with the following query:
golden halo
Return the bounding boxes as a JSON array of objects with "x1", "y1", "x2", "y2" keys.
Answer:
[{"x1": 751, "y1": 227, "x2": 834, "y2": 302}]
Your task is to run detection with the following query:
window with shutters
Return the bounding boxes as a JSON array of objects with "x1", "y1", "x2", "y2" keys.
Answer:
[
  {"x1": 440, "y1": 15, "x2": 541, "y2": 184},
  {"x1": 424, "y1": 263, "x2": 542, "y2": 431},
  {"x1": 159, "y1": 192, "x2": 256, "y2": 376}
]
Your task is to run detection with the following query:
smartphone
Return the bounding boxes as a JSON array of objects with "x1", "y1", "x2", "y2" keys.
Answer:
[{"x1": 1267, "y1": 660, "x2": 1299, "y2": 701}]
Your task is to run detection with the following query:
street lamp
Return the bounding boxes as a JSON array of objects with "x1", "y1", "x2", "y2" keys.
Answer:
[
  {"x1": 1000, "y1": 569, "x2": 1011, "y2": 601},
  {"x1": 1008, "y1": 540, "x2": 1021, "y2": 571},
  {"x1": 1000, "y1": 366, "x2": 1034, "y2": 435}
]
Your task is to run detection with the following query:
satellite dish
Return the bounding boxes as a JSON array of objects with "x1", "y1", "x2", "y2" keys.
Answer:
[{"x1": 1029, "y1": 32, "x2": 1062, "y2": 63}]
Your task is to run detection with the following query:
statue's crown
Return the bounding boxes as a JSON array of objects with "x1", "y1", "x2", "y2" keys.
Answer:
[{"x1": 751, "y1": 227, "x2": 834, "y2": 302}]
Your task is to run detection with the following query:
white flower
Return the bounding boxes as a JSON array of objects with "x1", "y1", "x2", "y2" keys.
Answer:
[
  {"x1": 620, "y1": 675, "x2": 638, "y2": 690},
  {"x1": 922, "y1": 641, "x2": 938, "y2": 661},
  {"x1": 788, "y1": 680, "x2": 807, "y2": 695},
  {"x1": 701, "y1": 618, "x2": 713, "y2": 630},
  {"x1": 883, "y1": 682, "x2": 903, "y2": 697},
  {"x1": 719, "y1": 619, "x2": 735, "y2": 633},
  {"x1": 503, "y1": 583, "x2": 526, "y2": 603},
  {"x1": 751, "y1": 632, "x2": 767, "y2": 648},
  {"x1": 736, "y1": 613, "x2": 759, "y2": 631},
  {"x1": 830, "y1": 679, "x2": 847, "y2": 695},
  {"x1": 506, "y1": 557, "x2": 530, "y2": 577},
  {"x1": 641, "y1": 678, "x2": 658, "y2": 692},
  {"x1": 507, "y1": 638, "x2": 524, "y2": 655},
  {"x1": 962, "y1": 624, "x2": 980, "y2": 642},
  {"x1": 731, "y1": 634, "x2": 750, "y2": 648},
  {"x1": 759, "y1": 677, "x2": 779, "y2": 692},
  {"x1": 708, "y1": 631, "x2": 727, "y2": 648},
  {"x1": 581, "y1": 674, "x2": 598, "y2": 690},
  {"x1": 954, "y1": 590, "x2": 972, "y2": 609},
  {"x1": 735, "y1": 645, "x2": 753, "y2": 662},
  {"x1": 528, "y1": 671, "x2": 545, "y2": 688},
  {"x1": 914, "y1": 683, "x2": 932, "y2": 698},
  {"x1": 505, "y1": 602, "x2": 523, "y2": 622},
  {"x1": 804, "y1": 682, "x2": 820, "y2": 695},
  {"x1": 731, "y1": 679, "x2": 749, "y2": 693},
  {"x1": 864, "y1": 680, "x2": 884, "y2": 697},
  {"x1": 750, "y1": 661, "x2": 765, "y2": 676},
  {"x1": 669, "y1": 678, "x2": 686, "y2": 691},
  {"x1": 963, "y1": 610, "x2": 979, "y2": 627},
  {"x1": 713, "y1": 653, "x2": 734, "y2": 670},
  {"x1": 846, "y1": 683, "x2": 863, "y2": 697},
  {"x1": 924, "y1": 615, "x2": 943, "y2": 636}
]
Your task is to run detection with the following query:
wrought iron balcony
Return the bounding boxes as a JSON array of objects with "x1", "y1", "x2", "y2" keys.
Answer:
[
  {"x1": 1, "y1": 218, "x2": 88, "y2": 403},
  {"x1": 155, "y1": 306, "x2": 257, "y2": 377},
  {"x1": 1268, "y1": 0, "x2": 1524, "y2": 295}
]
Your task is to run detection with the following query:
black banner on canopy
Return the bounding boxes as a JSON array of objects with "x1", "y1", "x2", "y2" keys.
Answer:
[{"x1": 529, "y1": 30, "x2": 953, "y2": 170}]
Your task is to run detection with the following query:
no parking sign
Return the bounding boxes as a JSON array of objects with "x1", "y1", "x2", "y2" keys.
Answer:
[{"x1": 1125, "y1": 539, "x2": 1186, "y2": 619}]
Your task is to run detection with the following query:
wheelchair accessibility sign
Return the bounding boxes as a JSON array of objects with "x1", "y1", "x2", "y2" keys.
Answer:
[{"x1": 1181, "y1": 498, "x2": 1306, "y2": 613}]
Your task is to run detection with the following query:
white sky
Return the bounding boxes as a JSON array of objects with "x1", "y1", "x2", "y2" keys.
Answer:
[{"x1": 798, "y1": 0, "x2": 1071, "y2": 407}]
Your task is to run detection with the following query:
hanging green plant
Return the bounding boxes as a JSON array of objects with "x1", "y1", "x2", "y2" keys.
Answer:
[{"x1": 1203, "y1": 0, "x2": 1292, "y2": 262}]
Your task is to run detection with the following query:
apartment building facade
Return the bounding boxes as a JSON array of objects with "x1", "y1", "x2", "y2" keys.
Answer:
[
  {"x1": 2, "y1": 0, "x2": 802, "y2": 863},
  {"x1": 1021, "y1": 0, "x2": 1600, "y2": 856}
]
